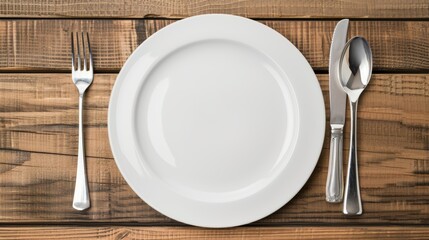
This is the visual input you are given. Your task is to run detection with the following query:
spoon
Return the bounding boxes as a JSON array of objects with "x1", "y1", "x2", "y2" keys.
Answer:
[{"x1": 338, "y1": 36, "x2": 373, "y2": 215}]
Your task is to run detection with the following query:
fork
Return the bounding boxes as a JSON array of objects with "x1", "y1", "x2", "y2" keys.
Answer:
[{"x1": 71, "y1": 32, "x2": 93, "y2": 211}]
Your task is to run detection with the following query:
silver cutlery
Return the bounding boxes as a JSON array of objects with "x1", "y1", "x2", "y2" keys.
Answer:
[
  {"x1": 71, "y1": 32, "x2": 93, "y2": 211},
  {"x1": 338, "y1": 36, "x2": 373, "y2": 215},
  {"x1": 326, "y1": 19, "x2": 349, "y2": 203}
]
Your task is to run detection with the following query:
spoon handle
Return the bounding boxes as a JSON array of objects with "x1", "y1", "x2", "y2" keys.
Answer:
[{"x1": 343, "y1": 100, "x2": 362, "y2": 215}]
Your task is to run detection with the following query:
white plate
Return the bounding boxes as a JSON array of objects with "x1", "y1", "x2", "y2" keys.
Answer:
[{"x1": 108, "y1": 14, "x2": 325, "y2": 228}]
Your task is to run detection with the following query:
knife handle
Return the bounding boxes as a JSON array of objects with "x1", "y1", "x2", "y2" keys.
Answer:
[{"x1": 326, "y1": 127, "x2": 344, "y2": 203}]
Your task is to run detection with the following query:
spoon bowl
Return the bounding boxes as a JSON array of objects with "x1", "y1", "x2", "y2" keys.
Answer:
[{"x1": 339, "y1": 37, "x2": 373, "y2": 102}]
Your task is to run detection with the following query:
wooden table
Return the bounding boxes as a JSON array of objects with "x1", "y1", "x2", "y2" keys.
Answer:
[{"x1": 0, "y1": 1, "x2": 428, "y2": 239}]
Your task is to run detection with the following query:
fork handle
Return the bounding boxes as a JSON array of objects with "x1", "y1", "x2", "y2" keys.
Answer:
[{"x1": 73, "y1": 93, "x2": 90, "y2": 211}]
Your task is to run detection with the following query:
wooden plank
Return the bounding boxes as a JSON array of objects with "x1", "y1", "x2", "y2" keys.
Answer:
[
  {"x1": 0, "y1": 73, "x2": 428, "y2": 224},
  {"x1": 0, "y1": 20, "x2": 145, "y2": 72},
  {"x1": 0, "y1": 0, "x2": 428, "y2": 19},
  {"x1": 0, "y1": 20, "x2": 429, "y2": 72},
  {"x1": 0, "y1": 226, "x2": 428, "y2": 239}
]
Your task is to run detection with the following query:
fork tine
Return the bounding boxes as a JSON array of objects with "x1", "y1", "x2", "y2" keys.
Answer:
[
  {"x1": 75, "y1": 32, "x2": 81, "y2": 70},
  {"x1": 86, "y1": 32, "x2": 93, "y2": 71},
  {"x1": 71, "y1": 32, "x2": 75, "y2": 71},
  {"x1": 81, "y1": 32, "x2": 87, "y2": 71}
]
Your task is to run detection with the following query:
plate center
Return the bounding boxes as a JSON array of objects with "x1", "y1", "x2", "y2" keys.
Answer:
[{"x1": 135, "y1": 40, "x2": 294, "y2": 195}]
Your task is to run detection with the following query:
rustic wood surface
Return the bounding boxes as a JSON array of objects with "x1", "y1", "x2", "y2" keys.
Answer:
[
  {"x1": 0, "y1": 73, "x2": 427, "y2": 226},
  {"x1": 0, "y1": 226, "x2": 428, "y2": 239},
  {"x1": 0, "y1": 0, "x2": 428, "y2": 19},
  {"x1": 0, "y1": 20, "x2": 428, "y2": 72},
  {"x1": 0, "y1": 1, "x2": 428, "y2": 239}
]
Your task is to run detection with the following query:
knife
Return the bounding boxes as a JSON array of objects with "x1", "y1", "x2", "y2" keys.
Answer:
[{"x1": 326, "y1": 19, "x2": 349, "y2": 203}]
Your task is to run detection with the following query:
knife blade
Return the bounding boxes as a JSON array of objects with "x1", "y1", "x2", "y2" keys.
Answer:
[{"x1": 326, "y1": 19, "x2": 349, "y2": 203}]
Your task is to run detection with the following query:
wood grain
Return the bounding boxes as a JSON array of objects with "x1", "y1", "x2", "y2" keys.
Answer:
[
  {"x1": 0, "y1": 226, "x2": 428, "y2": 239},
  {"x1": 0, "y1": 1, "x2": 427, "y2": 238},
  {"x1": 0, "y1": 73, "x2": 428, "y2": 224},
  {"x1": 0, "y1": 20, "x2": 429, "y2": 72},
  {"x1": 0, "y1": 0, "x2": 428, "y2": 19}
]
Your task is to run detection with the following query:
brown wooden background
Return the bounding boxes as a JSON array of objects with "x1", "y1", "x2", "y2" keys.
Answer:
[{"x1": 0, "y1": 1, "x2": 428, "y2": 239}]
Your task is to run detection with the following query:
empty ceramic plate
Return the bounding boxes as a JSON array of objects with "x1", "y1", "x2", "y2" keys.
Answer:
[{"x1": 108, "y1": 14, "x2": 325, "y2": 228}]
